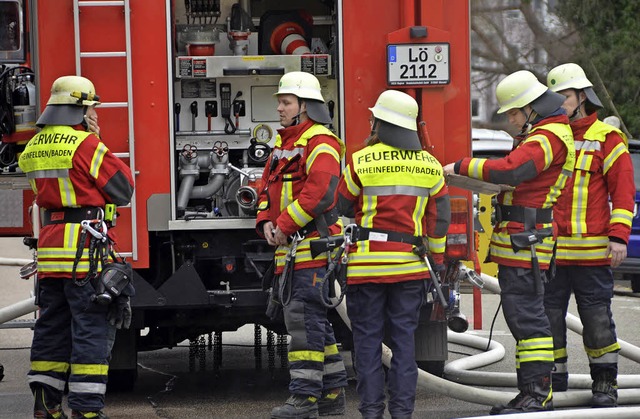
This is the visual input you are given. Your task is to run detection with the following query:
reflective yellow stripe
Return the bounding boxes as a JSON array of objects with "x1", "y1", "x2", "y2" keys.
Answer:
[
  {"x1": 585, "y1": 341, "x2": 621, "y2": 358},
  {"x1": 288, "y1": 350, "x2": 325, "y2": 362},
  {"x1": 31, "y1": 361, "x2": 70, "y2": 373},
  {"x1": 361, "y1": 195, "x2": 377, "y2": 228},
  {"x1": 344, "y1": 166, "x2": 360, "y2": 196},
  {"x1": 517, "y1": 336, "x2": 553, "y2": 349},
  {"x1": 90, "y1": 142, "x2": 108, "y2": 179},
  {"x1": 571, "y1": 170, "x2": 590, "y2": 234},
  {"x1": 428, "y1": 236, "x2": 446, "y2": 253},
  {"x1": 412, "y1": 196, "x2": 427, "y2": 236},
  {"x1": 71, "y1": 363, "x2": 109, "y2": 376},
  {"x1": 467, "y1": 158, "x2": 486, "y2": 179},
  {"x1": 554, "y1": 348, "x2": 568, "y2": 359},
  {"x1": 58, "y1": 177, "x2": 77, "y2": 207},
  {"x1": 611, "y1": 208, "x2": 633, "y2": 227},
  {"x1": 287, "y1": 200, "x2": 313, "y2": 228},
  {"x1": 324, "y1": 344, "x2": 339, "y2": 356},
  {"x1": 280, "y1": 176, "x2": 294, "y2": 211},
  {"x1": 306, "y1": 143, "x2": 340, "y2": 174},
  {"x1": 556, "y1": 236, "x2": 609, "y2": 247},
  {"x1": 604, "y1": 142, "x2": 627, "y2": 175},
  {"x1": 526, "y1": 135, "x2": 553, "y2": 169},
  {"x1": 347, "y1": 260, "x2": 427, "y2": 277}
]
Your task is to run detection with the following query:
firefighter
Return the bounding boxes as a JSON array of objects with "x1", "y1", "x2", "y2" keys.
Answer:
[
  {"x1": 257, "y1": 71, "x2": 348, "y2": 419},
  {"x1": 336, "y1": 90, "x2": 450, "y2": 419},
  {"x1": 443, "y1": 70, "x2": 575, "y2": 415},
  {"x1": 18, "y1": 75, "x2": 134, "y2": 419},
  {"x1": 544, "y1": 63, "x2": 635, "y2": 407}
]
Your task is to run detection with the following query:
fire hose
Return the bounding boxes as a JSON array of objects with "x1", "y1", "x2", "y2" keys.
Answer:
[{"x1": 331, "y1": 268, "x2": 640, "y2": 416}]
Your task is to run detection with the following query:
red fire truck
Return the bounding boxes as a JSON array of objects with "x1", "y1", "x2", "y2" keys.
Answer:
[{"x1": 0, "y1": 0, "x2": 479, "y2": 389}]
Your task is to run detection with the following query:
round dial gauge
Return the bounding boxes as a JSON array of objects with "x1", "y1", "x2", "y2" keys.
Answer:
[{"x1": 253, "y1": 124, "x2": 273, "y2": 143}]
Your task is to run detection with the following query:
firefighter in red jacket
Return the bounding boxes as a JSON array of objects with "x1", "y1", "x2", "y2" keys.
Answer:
[
  {"x1": 337, "y1": 90, "x2": 450, "y2": 419},
  {"x1": 257, "y1": 71, "x2": 348, "y2": 419},
  {"x1": 544, "y1": 63, "x2": 635, "y2": 407},
  {"x1": 443, "y1": 70, "x2": 575, "y2": 415},
  {"x1": 18, "y1": 76, "x2": 134, "y2": 419}
]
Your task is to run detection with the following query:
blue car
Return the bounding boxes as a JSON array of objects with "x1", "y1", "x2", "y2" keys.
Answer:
[{"x1": 613, "y1": 140, "x2": 640, "y2": 292}]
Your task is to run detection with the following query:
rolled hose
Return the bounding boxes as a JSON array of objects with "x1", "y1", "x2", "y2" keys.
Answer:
[{"x1": 332, "y1": 271, "x2": 640, "y2": 411}]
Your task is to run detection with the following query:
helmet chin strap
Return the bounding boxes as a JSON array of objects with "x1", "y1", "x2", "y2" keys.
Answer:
[
  {"x1": 518, "y1": 107, "x2": 535, "y2": 138},
  {"x1": 569, "y1": 90, "x2": 586, "y2": 120},
  {"x1": 290, "y1": 98, "x2": 304, "y2": 126}
]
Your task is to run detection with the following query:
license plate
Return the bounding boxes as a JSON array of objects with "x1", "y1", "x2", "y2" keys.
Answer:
[{"x1": 387, "y1": 43, "x2": 450, "y2": 86}]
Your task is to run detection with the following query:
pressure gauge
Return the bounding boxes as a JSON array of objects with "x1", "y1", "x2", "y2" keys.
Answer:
[{"x1": 252, "y1": 124, "x2": 273, "y2": 143}]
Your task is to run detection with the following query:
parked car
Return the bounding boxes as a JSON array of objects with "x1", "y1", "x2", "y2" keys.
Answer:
[{"x1": 612, "y1": 139, "x2": 640, "y2": 292}]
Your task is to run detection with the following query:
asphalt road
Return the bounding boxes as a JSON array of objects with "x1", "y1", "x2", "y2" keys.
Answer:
[{"x1": 2, "y1": 237, "x2": 640, "y2": 418}]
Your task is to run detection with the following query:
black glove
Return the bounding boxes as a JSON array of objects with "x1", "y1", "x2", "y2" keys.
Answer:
[
  {"x1": 107, "y1": 296, "x2": 132, "y2": 330},
  {"x1": 433, "y1": 263, "x2": 446, "y2": 280}
]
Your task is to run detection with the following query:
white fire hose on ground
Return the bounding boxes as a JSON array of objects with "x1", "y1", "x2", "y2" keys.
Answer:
[
  {"x1": 332, "y1": 269, "x2": 640, "y2": 418},
  {"x1": 0, "y1": 296, "x2": 37, "y2": 325}
]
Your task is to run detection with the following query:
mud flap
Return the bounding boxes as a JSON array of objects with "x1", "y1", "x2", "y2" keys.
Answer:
[{"x1": 157, "y1": 261, "x2": 209, "y2": 307}]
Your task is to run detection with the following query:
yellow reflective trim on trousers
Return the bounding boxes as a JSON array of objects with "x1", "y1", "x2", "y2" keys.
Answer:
[
  {"x1": 31, "y1": 361, "x2": 70, "y2": 373},
  {"x1": 58, "y1": 177, "x2": 77, "y2": 207},
  {"x1": 306, "y1": 144, "x2": 340, "y2": 175},
  {"x1": 71, "y1": 363, "x2": 109, "y2": 376},
  {"x1": 585, "y1": 341, "x2": 621, "y2": 358},
  {"x1": 90, "y1": 142, "x2": 108, "y2": 179},
  {"x1": 518, "y1": 351, "x2": 554, "y2": 363},
  {"x1": 288, "y1": 350, "x2": 325, "y2": 363},
  {"x1": 604, "y1": 142, "x2": 627, "y2": 175},
  {"x1": 325, "y1": 344, "x2": 339, "y2": 356},
  {"x1": 611, "y1": 208, "x2": 633, "y2": 228},
  {"x1": 467, "y1": 158, "x2": 486, "y2": 179},
  {"x1": 344, "y1": 165, "x2": 361, "y2": 196},
  {"x1": 517, "y1": 336, "x2": 553, "y2": 350},
  {"x1": 554, "y1": 348, "x2": 568, "y2": 360}
]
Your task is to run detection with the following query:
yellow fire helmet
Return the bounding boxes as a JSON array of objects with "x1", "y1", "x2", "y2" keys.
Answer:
[
  {"x1": 37, "y1": 75, "x2": 101, "y2": 127},
  {"x1": 547, "y1": 63, "x2": 603, "y2": 109},
  {"x1": 368, "y1": 90, "x2": 421, "y2": 150},
  {"x1": 275, "y1": 71, "x2": 331, "y2": 124},
  {"x1": 495, "y1": 70, "x2": 547, "y2": 114}
]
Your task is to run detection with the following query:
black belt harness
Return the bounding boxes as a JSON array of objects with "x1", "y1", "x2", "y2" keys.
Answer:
[
  {"x1": 42, "y1": 207, "x2": 103, "y2": 226},
  {"x1": 506, "y1": 205, "x2": 554, "y2": 295},
  {"x1": 496, "y1": 204, "x2": 553, "y2": 224},
  {"x1": 352, "y1": 226, "x2": 423, "y2": 246}
]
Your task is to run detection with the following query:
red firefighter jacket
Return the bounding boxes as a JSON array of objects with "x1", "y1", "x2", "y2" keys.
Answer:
[
  {"x1": 18, "y1": 124, "x2": 134, "y2": 278},
  {"x1": 455, "y1": 114, "x2": 574, "y2": 269},
  {"x1": 554, "y1": 113, "x2": 635, "y2": 266},
  {"x1": 337, "y1": 142, "x2": 450, "y2": 285},
  {"x1": 255, "y1": 120, "x2": 345, "y2": 275}
]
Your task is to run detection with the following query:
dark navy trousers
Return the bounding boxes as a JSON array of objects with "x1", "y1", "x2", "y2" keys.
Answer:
[{"x1": 346, "y1": 280, "x2": 424, "y2": 418}]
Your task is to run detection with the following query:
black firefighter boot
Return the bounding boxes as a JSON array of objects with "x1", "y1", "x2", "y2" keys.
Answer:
[
  {"x1": 271, "y1": 394, "x2": 319, "y2": 419},
  {"x1": 591, "y1": 371, "x2": 618, "y2": 408},
  {"x1": 33, "y1": 385, "x2": 68, "y2": 419},
  {"x1": 489, "y1": 376, "x2": 553, "y2": 415},
  {"x1": 317, "y1": 388, "x2": 346, "y2": 416}
]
